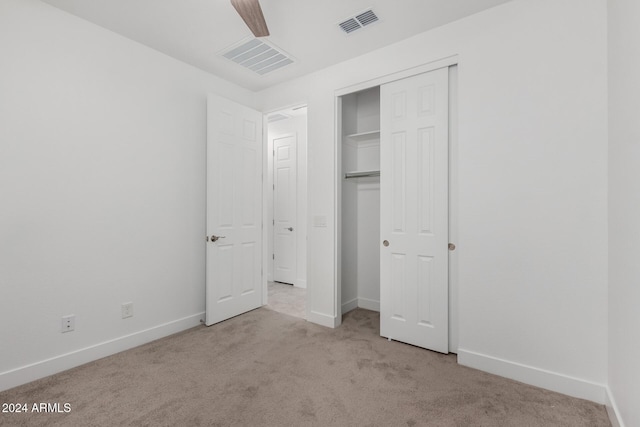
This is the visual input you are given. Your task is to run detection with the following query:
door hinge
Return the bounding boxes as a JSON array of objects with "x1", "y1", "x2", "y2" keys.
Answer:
[
  {"x1": 272, "y1": 219, "x2": 275, "y2": 226},
  {"x1": 272, "y1": 253, "x2": 274, "y2": 260}
]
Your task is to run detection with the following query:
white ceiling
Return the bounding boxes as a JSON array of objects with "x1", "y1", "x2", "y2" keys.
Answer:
[{"x1": 41, "y1": 0, "x2": 513, "y2": 92}]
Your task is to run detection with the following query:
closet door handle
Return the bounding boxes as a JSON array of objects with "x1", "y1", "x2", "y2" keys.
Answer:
[
  {"x1": 383, "y1": 240, "x2": 389, "y2": 247},
  {"x1": 285, "y1": 227, "x2": 294, "y2": 231}
]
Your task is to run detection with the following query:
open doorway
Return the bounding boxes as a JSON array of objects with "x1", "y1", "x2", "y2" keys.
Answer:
[{"x1": 266, "y1": 105, "x2": 308, "y2": 319}]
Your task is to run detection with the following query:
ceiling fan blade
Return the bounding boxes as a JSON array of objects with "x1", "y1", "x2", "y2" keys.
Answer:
[{"x1": 230, "y1": 0, "x2": 270, "y2": 37}]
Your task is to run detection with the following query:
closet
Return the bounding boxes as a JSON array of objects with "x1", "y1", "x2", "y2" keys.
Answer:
[
  {"x1": 338, "y1": 66, "x2": 453, "y2": 354},
  {"x1": 340, "y1": 86, "x2": 381, "y2": 314}
]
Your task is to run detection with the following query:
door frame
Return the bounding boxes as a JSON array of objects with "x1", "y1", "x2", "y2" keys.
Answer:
[
  {"x1": 262, "y1": 116, "x2": 269, "y2": 306},
  {"x1": 334, "y1": 55, "x2": 459, "y2": 352},
  {"x1": 262, "y1": 102, "x2": 309, "y2": 306}
]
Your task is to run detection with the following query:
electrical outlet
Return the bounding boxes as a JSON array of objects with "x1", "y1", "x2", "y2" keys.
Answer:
[
  {"x1": 121, "y1": 302, "x2": 133, "y2": 319},
  {"x1": 61, "y1": 315, "x2": 75, "y2": 333}
]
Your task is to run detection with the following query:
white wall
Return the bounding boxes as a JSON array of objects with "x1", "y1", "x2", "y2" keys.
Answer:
[
  {"x1": 267, "y1": 115, "x2": 308, "y2": 288},
  {"x1": 258, "y1": 0, "x2": 608, "y2": 402},
  {"x1": 608, "y1": 0, "x2": 640, "y2": 425},
  {"x1": 355, "y1": 179, "x2": 380, "y2": 311},
  {"x1": 0, "y1": 0, "x2": 254, "y2": 390}
]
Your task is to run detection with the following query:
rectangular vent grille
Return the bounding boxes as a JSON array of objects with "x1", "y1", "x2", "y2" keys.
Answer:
[
  {"x1": 356, "y1": 10, "x2": 378, "y2": 26},
  {"x1": 338, "y1": 9, "x2": 379, "y2": 34},
  {"x1": 339, "y1": 18, "x2": 361, "y2": 34},
  {"x1": 222, "y1": 39, "x2": 293, "y2": 75}
]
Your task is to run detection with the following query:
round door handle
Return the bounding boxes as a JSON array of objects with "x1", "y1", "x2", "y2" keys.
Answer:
[
  {"x1": 383, "y1": 240, "x2": 389, "y2": 247},
  {"x1": 448, "y1": 243, "x2": 456, "y2": 251}
]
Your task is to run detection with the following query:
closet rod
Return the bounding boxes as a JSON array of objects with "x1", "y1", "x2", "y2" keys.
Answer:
[{"x1": 344, "y1": 170, "x2": 381, "y2": 179}]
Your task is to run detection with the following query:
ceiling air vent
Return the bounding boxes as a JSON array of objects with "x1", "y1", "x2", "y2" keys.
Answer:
[
  {"x1": 356, "y1": 10, "x2": 378, "y2": 26},
  {"x1": 222, "y1": 38, "x2": 293, "y2": 75},
  {"x1": 338, "y1": 9, "x2": 379, "y2": 34},
  {"x1": 339, "y1": 18, "x2": 361, "y2": 34}
]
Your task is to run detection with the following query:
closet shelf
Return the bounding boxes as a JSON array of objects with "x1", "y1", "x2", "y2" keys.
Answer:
[
  {"x1": 345, "y1": 130, "x2": 380, "y2": 141},
  {"x1": 344, "y1": 170, "x2": 380, "y2": 179}
]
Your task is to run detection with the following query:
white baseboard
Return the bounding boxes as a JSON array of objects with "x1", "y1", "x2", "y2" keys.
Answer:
[
  {"x1": 0, "y1": 312, "x2": 204, "y2": 393},
  {"x1": 457, "y1": 349, "x2": 606, "y2": 404},
  {"x1": 358, "y1": 297, "x2": 380, "y2": 312},
  {"x1": 307, "y1": 310, "x2": 338, "y2": 328},
  {"x1": 294, "y1": 279, "x2": 307, "y2": 289},
  {"x1": 341, "y1": 298, "x2": 358, "y2": 314},
  {"x1": 342, "y1": 298, "x2": 379, "y2": 314},
  {"x1": 605, "y1": 387, "x2": 624, "y2": 427}
]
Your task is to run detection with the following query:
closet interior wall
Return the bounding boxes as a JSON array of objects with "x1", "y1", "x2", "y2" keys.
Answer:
[{"x1": 340, "y1": 87, "x2": 381, "y2": 314}]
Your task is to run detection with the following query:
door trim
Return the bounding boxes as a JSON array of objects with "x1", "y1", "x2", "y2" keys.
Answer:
[
  {"x1": 262, "y1": 115, "x2": 269, "y2": 306},
  {"x1": 334, "y1": 55, "x2": 458, "y2": 97},
  {"x1": 262, "y1": 102, "x2": 309, "y2": 308},
  {"x1": 448, "y1": 65, "x2": 459, "y2": 353}
]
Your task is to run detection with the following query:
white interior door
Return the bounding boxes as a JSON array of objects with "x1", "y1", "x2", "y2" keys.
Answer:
[
  {"x1": 273, "y1": 134, "x2": 297, "y2": 284},
  {"x1": 380, "y1": 68, "x2": 449, "y2": 353},
  {"x1": 206, "y1": 94, "x2": 263, "y2": 326}
]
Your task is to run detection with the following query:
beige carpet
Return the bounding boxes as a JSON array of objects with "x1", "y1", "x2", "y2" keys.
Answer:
[{"x1": 0, "y1": 309, "x2": 609, "y2": 426}]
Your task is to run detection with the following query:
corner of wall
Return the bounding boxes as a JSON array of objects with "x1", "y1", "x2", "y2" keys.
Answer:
[
  {"x1": 307, "y1": 310, "x2": 339, "y2": 328},
  {"x1": 606, "y1": 387, "x2": 624, "y2": 427}
]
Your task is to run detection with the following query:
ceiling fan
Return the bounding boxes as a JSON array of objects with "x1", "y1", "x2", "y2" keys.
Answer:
[{"x1": 230, "y1": 0, "x2": 270, "y2": 37}]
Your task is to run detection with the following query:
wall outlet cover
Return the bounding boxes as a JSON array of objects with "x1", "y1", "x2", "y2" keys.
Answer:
[{"x1": 61, "y1": 315, "x2": 75, "y2": 333}]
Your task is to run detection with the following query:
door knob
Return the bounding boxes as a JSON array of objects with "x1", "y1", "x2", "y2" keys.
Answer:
[
  {"x1": 285, "y1": 227, "x2": 293, "y2": 231},
  {"x1": 209, "y1": 235, "x2": 226, "y2": 242},
  {"x1": 448, "y1": 243, "x2": 456, "y2": 251},
  {"x1": 383, "y1": 240, "x2": 389, "y2": 247}
]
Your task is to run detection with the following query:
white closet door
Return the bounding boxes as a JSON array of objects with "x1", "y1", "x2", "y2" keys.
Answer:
[
  {"x1": 380, "y1": 68, "x2": 449, "y2": 353},
  {"x1": 205, "y1": 94, "x2": 263, "y2": 326}
]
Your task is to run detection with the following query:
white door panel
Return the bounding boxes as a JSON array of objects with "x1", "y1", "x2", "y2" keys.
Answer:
[
  {"x1": 206, "y1": 94, "x2": 263, "y2": 326},
  {"x1": 380, "y1": 68, "x2": 449, "y2": 353},
  {"x1": 273, "y1": 134, "x2": 297, "y2": 284}
]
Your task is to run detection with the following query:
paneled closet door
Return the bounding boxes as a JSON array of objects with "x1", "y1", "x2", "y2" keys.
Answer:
[{"x1": 380, "y1": 68, "x2": 449, "y2": 353}]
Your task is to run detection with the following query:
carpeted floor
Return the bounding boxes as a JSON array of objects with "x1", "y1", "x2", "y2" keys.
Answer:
[{"x1": 0, "y1": 308, "x2": 609, "y2": 426}]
